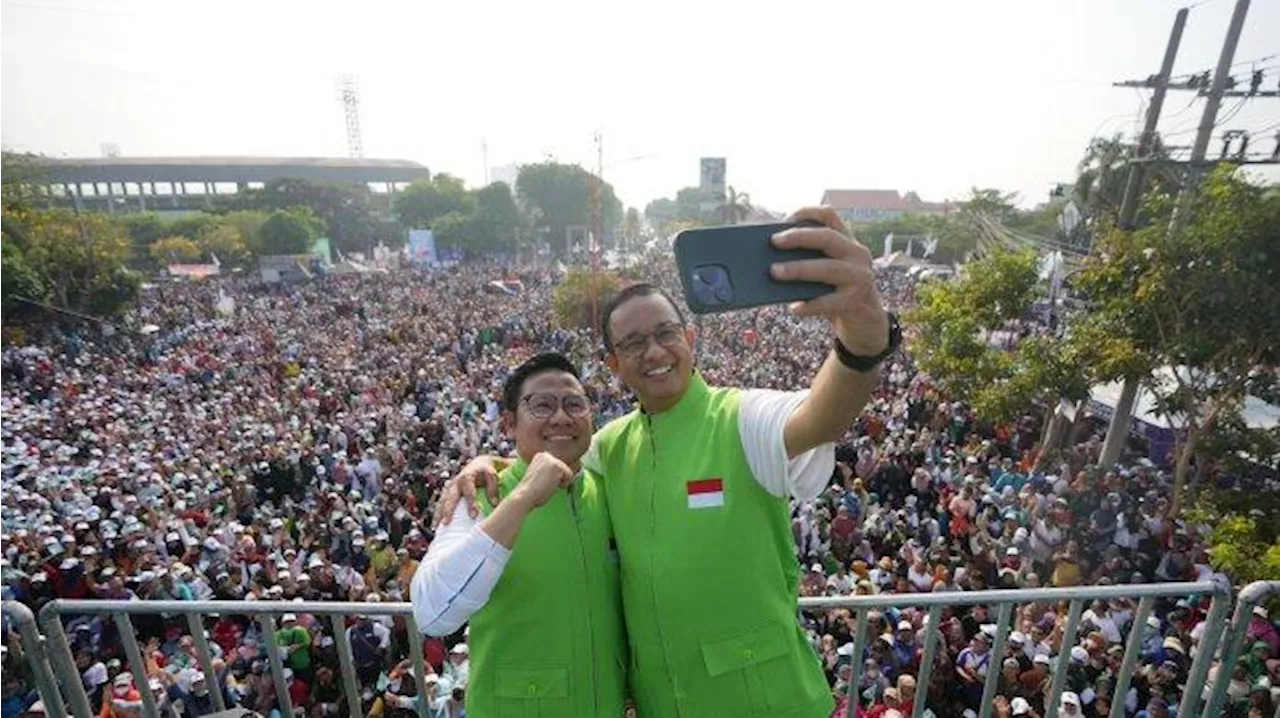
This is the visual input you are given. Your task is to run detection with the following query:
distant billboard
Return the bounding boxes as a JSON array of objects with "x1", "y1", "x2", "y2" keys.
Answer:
[
  {"x1": 700, "y1": 157, "x2": 726, "y2": 196},
  {"x1": 408, "y1": 229, "x2": 438, "y2": 267}
]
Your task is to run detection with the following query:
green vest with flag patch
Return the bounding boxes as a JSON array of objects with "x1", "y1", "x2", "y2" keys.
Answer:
[
  {"x1": 593, "y1": 373, "x2": 833, "y2": 718},
  {"x1": 469, "y1": 459, "x2": 627, "y2": 718}
]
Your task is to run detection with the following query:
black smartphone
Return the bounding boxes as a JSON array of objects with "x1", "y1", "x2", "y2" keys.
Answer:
[{"x1": 673, "y1": 221, "x2": 833, "y2": 315}]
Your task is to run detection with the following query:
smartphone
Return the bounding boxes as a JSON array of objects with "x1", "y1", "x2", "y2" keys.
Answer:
[{"x1": 673, "y1": 221, "x2": 833, "y2": 315}]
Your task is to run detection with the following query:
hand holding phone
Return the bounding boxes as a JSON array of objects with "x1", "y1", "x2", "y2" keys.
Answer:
[
  {"x1": 675, "y1": 208, "x2": 889, "y2": 357},
  {"x1": 673, "y1": 220, "x2": 830, "y2": 315}
]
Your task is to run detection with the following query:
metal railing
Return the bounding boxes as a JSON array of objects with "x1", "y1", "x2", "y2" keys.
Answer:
[
  {"x1": 3, "y1": 579, "x2": 1275, "y2": 718},
  {"x1": 798, "y1": 579, "x2": 1249, "y2": 718}
]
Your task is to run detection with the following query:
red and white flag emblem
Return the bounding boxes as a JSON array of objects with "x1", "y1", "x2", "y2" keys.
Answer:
[{"x1": 686, "y1": 478, "x2": 724, "y2": 509}]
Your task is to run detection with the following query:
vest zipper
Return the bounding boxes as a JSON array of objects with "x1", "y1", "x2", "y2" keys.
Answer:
[
  {"x1": 568, "y1": 480, "x2": 598, "y2": 716},
  {"x1": 645, "y1": 411, "x2": 681, "y2": 716}
]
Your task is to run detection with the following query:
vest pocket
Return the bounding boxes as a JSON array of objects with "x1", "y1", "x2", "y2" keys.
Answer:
[
  {"x1": 698, "y1": 622, "x2": 801, "y2": 713},
  {"x1": 494, "y1": 667, "x2": 570, "y2": 717}
]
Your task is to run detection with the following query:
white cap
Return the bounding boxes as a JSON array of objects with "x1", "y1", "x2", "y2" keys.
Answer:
[
  {"x1": 1033, "y1": 653, "x2": 1051, "y2": 665},
  {"x1": 451, "y1": 643, "x2": 468, "y2": 654},
  {"x1": 810, "y1": 563, "x2": 822, "y2": 572},
  {"x1": 1070, "y1": 646, "x2": 1089, "y2": 663},
  {"x1": 1011, "y1": 697, "x2": 1030, "y2": 715},
  {"x1": 898, "y1": 621, "x2": 913, "y2": 631},
  {"x1": 1006, "y1": 547, "x2": 1019, "y2": 556},
  {"x1": 1061, "y1": 691, "x2": 1081, "y2": 707},
  {"x1": 282, "y1": 613, "x2": 297, "y2": 623},
  {"x1": 1009, "y1": 631, "x2": 1027, "y2": 644}
]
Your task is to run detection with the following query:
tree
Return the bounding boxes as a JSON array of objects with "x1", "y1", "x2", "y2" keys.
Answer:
[
  {"x1": 220, "y1": 210, "x2": 271, "y2": 256},
  {"x1": 516, "y1": 162, "x2": 622, "y2": 255},
  {"x1": 718, "y1": 186, "x2": 752, "y2": 224},
  {"x1": 258, "y1": 207, "x2": 321, "y2": 255},
  {"x1": 1, "y1": 240, "x2": 47, "y2": 319},
  {"x1": 904, "y1": 250, "x2": 1092, "y2": 425},
  {"x1": 961, "y1": 187, "x2": 1019, "y2": 223},
  {"x1": 1074, "y1": 165, "x2": 1280, "y2": 502},
  {"x1": 6, "y1": 208, "x2": 139, "y2": 316},
  {"x1": 223, "y1": 178, "x2": 382, "y2": 254},
  {"x1": 197, "y1": 221, "x2": 249, "y2": 266},
  {"x1": 553, "y1": 267, "x2": 625, "y2": 330},
  {"x1": 430, "y1": 211, "x2": 478, "y2": 252},
  {"x1": 1184, "y1": 488, "x2": 1280, "y2": 585},
  {"x1": 469, "y1": 182, "x2": 522, "y2": 254},
  {"x1": 117, "y1": 213, "x2": 169, "y2": 263},
  {"x1": 395, "y1": 174, "x2": 476, "y2": 231},
  {"x1": 149, "y1": 236, "x2": 202, "y2": 264}
]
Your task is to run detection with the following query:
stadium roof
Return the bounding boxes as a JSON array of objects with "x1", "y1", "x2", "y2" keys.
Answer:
[{"x1": 29, "y1": 156, "x2": 431, "y2": 185}]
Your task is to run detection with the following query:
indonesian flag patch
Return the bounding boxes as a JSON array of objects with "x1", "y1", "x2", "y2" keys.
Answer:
[{"x1": 686, "y1": 478, "x2": 725, "y2": 509}]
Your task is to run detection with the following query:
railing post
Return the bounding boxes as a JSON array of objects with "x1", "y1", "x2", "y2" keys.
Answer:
[
  {"x1": 1045, "y1": 599, "x2": 1083, "y2": 718},
  {"x1": 1178, "y1": 593, "x2": 1232, "y2": 718},
  {"x1": 259, "y1": 613, "x2": 296, "y2": 717},
  {"x1": 185, "y1": 612, "x2": 227, "y2": 712},
  {"x1": 3, "y1": 602, "x2": 66, "y2": 718},
  {"x1": 843, "y1": 609, "x2": 870, "y2": 718},
  {"x1": 1109, "y1": 596, "x2": 1154, "y2": 718},
  {"x1": 113, "y1": 613, "x2": 161, "y2": 718},
  {"x1": 330, "y1": 614, "x2": 364, "y2": 718},
  {"x1": 911, "y1": 605, "x2": 943, "y2": 718},
  {"x1": 407, "y1": 614, "x2": 431, "y2": 718},
  {"x1": 979, "y1": 602, "x2": 1014, "y2": 718},
  {"x1": 1205, "y1": 581, "x2": 1280, "y2": 718},
  {"x1": 37, "y1": 604, "x2": 95, "y2": 718}
]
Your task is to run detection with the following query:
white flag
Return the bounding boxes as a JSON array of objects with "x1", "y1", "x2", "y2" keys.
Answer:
[{"x1": 883, "y1": 233, "x2": 894, "y2": 258}]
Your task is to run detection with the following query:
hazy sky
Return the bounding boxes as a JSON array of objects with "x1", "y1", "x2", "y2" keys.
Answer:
[{"x1": 3, "y1": 0, "x2": 1278, "y2": 212}]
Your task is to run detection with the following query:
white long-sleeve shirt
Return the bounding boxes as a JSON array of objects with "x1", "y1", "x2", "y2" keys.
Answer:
[{"x1": 410, "y1": 388, "x2": 835, "y2": 636}]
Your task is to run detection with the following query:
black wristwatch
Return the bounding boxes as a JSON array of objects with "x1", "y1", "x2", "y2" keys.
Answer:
[{"x1": 833, "y1": 312, "x2": 902, "y2": 373}]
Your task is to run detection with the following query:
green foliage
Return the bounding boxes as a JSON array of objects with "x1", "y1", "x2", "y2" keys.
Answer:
[
  {"x1": 1, "y1": 152, "x2": 48, "y2": 214},
  {"x1": 643, "y1": 185, "x2": 724, "y2": 237},
  {"x1": 469, "y1": 182, "x2": 522, "y2": 253},
  {"x1": 856, "y1": 214, "x2": 980, "y2": 265},
  {"x1": 197, "y1": 221, "x2": 249, "y2": 266},
  {"x1": 905, "y1": 250, "x2": 1088, "y2": 422},
  {"x1": 220, "y1": 210, "x2": 271, "y2": 256},
  {"x1": 258, "y1": 207, "x2": 321, "y2": 256},
  {"x1": 553, "y1": 267, "x2": 624, "y2": 330},
  {"x1": 961, "y1": 187, "x2": 1019, "y2": 223},
  {"x1": 1, "y1": 240, "x2": 47, "y2": 318},
  {"x1": 225, "y1": 178, "x2": 382, "y2": 253},
  {"x1": 517, "y1": 162, "x2": 622, "y2": 253},
  {"x1": 395, "y1": 174, "x2": 477, "y2": 231},
  {"x1": 1074, "y1": 165, "x2": 1280, "y2": 493},
  {"x1": 1184, "y1": 490, "x2": 1280, "y2": 585},
  {"x1": 1073, "y1": 134, "x2": 1175, "y2": 224},
  {"x1": 430, "y1": 211, "x2": 477, "y2": 252},
  {"x1": 117, "y1": 213, "x2": 169, "y2": 261},
  {"x1": 149, "y1": 236, "x2": 202, "y2": 264},
  {"x1": 4, "y1": 208, "x2": 138, "y2": 316}
]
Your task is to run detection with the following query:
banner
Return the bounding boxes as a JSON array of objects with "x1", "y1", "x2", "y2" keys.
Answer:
[{"x1": 408, "y1": 229, "x2": 438, "y2": 267}]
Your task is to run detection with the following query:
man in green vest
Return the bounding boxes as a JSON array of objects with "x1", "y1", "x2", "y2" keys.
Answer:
[
  {"x1": 440, "y1": 207, "x2": 898, "y2": 717},
  {"x1": 411, "y1": 352, "x2": 628, "y2": 717}
]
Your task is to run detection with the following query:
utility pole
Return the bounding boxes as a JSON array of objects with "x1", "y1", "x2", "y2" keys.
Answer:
[
  {"x1": 1170, "y1": 0, "x2": 1251, "y2": 237},
  {"x1": 1097, "y1": 8, "x2": 1188, "y2": 471},
  {"x1": 590, "y1": 131, "x2": 604, "y2": 336}
]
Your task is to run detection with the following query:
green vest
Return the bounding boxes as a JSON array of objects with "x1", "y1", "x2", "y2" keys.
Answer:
[
  {"x1": 594, "y1": 374, "x2": 833, "y2": 718},
  {"x1": 469, "y1": 459, "x2": 627, "y2": 718}
]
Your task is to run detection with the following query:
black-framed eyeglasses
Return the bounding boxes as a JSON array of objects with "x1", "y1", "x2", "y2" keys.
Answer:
[
  {"x1": 520, "y1": 393, "x2": 591, "y2": 420},
  {"x1": 614, "y1": 322, "x2": 685, "y2": 358}
]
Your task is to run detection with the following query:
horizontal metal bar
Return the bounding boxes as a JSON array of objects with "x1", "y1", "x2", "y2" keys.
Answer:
[
  {"x1": 43, "y1": 598, "x2": 414, "y2": 617},
  {"x1": 798, "y1": 581, "x2": 1224, "y2": 611},
  {"x1": 40, "y1": 581, "x2": 1223, "y2": 621}
]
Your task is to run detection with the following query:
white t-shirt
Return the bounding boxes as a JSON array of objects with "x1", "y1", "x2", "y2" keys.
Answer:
[{"x1": 411, "y1": 388, "x2": 835, "y2": 636}]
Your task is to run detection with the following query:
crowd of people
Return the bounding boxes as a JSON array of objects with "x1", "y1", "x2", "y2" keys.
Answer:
[{"x1": 1, "y1": 249, "x2": 1276, "y2": 718}]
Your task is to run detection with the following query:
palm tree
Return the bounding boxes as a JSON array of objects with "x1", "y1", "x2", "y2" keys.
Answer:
[{"x1": 717, "y1": 186, "x2": 752, "y2": 225}]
